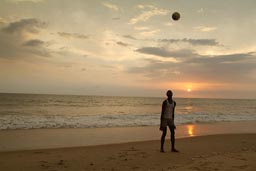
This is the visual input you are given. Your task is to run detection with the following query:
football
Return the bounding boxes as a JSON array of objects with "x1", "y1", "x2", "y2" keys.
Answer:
[{"x1": 172, "y1": 12, "x2": 180, "y2": 21}]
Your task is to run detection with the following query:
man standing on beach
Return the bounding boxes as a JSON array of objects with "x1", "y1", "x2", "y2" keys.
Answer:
[{"x1": 160, "y1": 90, "x2": 179, "y2": 152}]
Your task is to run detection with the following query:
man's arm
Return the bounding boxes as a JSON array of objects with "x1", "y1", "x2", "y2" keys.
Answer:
[
  {"x1": 172, "y1": 101, "x2": 176, "y2": 119},
  {"x1": 161, "y1": 100, "x2": 166, "y2": 119},
  {"x1": 160, "y1": 100, "x2": 166, "y2": 130}
]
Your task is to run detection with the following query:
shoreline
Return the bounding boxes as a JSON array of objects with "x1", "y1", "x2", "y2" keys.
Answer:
[
  {"x1": 0, "y1": 133, "x2": 255, "y2": 171},
  {"x1": 0, "y1": 120, "x2": 256, "y2": 152}
]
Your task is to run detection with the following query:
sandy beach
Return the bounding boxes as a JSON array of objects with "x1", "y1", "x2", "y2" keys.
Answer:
[
  {"x1": 1, "y1": 121, "x2": 256, "y2": 171},
  {"x1": 0, "y1": 133, "x2": 255, "y2": 171}
]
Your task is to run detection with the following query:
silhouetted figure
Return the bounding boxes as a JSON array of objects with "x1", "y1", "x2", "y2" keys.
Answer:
[{"x1": 160, "y1": 90, "x2": 179, "y2": 152}]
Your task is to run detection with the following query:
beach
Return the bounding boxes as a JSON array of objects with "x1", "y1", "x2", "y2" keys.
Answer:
[
  {"x1": 0, "y1": 133, "x2": 255, "y2": 171},
  {"x1": 0, "y1": 94, "x2": 256, "y2": 170},
  {"x1": 1, "y1": 0, "x2": 256, "y2": 170},
  {"x1": 0, "y1": 121, "x2": 256, "y2": 171}
]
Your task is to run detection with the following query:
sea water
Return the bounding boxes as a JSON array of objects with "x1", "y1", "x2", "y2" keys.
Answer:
[{"x1": 0, "y1": 93, "x2": 255, "y2": 130}]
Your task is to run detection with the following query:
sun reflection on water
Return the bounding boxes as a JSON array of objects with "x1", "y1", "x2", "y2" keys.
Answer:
[{"x1": 187, "y1": 125, "x2": 195, "y2": 136}]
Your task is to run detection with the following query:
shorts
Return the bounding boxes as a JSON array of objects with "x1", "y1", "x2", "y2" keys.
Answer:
[{"x1": 160, "y1": 118, "x2": 175, "y2": 130}]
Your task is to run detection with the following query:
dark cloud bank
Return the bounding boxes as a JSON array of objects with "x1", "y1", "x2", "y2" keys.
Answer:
[
  {"x1": 131, "y1": 46, "x2": 256, "y2": 84},
  {"x1": 0, "y1": 18, "x2": 50, "y2": 58},
  {"x1": 2, "y1": 18, "x2": 47, "y2": 34}
]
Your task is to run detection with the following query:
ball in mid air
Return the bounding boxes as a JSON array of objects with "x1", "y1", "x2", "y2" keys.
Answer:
[{"x1": 172, "y1": 12, "x2": 180, "y2": 21}]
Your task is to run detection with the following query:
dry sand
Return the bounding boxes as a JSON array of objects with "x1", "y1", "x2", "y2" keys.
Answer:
[{"x1": 0, "y1": 133, "x2": 255, "y2": 171}]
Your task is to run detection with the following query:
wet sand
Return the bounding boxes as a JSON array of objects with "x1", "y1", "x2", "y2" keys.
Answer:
[{"x1": 0, "y1": 121, "x2": 256, "y2": 152}]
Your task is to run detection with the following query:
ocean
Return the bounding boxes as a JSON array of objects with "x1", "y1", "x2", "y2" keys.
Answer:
[{"x1": 0, "y1": 93, "x2": 255, "y2": 130}]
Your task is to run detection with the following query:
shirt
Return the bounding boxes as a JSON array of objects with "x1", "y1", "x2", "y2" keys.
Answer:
[{"x1": 162, "y1": 99, "x2": 175, "y2": 119}]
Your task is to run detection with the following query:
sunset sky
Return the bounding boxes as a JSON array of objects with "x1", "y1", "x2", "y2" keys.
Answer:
[{"x1": 0, "y1": 0, "x2": 256, "y2": 99}]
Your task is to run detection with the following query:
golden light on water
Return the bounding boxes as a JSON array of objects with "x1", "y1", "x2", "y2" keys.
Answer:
[
  {"x1": 187, "y1": 88, "x2": 191, "y2": 92},
  {"x1": 187, "y1": 125, "x2": 195, "y2": 136}
]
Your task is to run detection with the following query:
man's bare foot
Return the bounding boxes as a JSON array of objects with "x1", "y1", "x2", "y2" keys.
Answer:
[{"x1": 171, "y1": 149, "x2": 179, "y2": 152}]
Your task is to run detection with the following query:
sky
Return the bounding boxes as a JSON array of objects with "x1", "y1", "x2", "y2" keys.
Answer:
[{"x1": 0, "y1": 0, "x2": 256, "y2": 99}]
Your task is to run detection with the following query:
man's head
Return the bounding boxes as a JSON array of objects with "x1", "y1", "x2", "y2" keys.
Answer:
[{"x1": 166, "y1": 90, "x2": 173, "y2": 98}]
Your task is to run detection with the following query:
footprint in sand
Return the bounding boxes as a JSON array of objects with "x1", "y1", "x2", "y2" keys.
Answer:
[
  {"x1": 39, "y1": 160, "x2": 68, "y2": 169},
  {"x1": 39, "y1": 161, "x2": 50, "y2": 169},
  {"x1": 57, "y1": 160, "x2": 64, "y2": 165},
  {"x1": 122, "y1": 147, "x2": 148, "y2": 159},
  {"x1": 57, "y1": 160, "x2": 69, "y2": 168}
]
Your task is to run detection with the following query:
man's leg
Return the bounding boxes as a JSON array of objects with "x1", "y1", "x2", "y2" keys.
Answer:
[
  {"x1": 170, "y1": 126, "x2": 179, "y2": 152},
  {"x1": 160, "y1": 127, "x2": 167, "y2": 152}
]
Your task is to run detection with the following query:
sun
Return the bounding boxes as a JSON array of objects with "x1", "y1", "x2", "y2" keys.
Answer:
[{"x1": 187, "y1": 88, "x2": 191, "y2": 92}]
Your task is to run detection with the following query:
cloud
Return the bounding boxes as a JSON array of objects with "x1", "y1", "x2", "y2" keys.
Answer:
[
  {"x1": 54, "y1": 46, "x2": 88, "y2": 60},
  {"x1": 186, "y1": 52, "x2": 256, "y2": 64},
  {"x1": 140, "y1": 30, "x2": 160, "y2": 37},
  {"x1": 129, "y1": 5, "x2": 169, "y2": 24},
  {"x1": 134, "y1": 26, "x2": 150, "y2": 31},
  {"x1": 116, "y1": 41, "x2": 130, "y2": 47},
  {"x1": 197, "y1": 8, "x2": 204, "y2": 13},
  {"x1": 194, "y1": 26, "x2": 217, "y2": 32},
  {"x1": 58, "y1": 32, "x2": 89, "y2": 39},
  {"x1": 0, "y1": 35, "x2": 51, "y2": 58},
  {"x1": 23, "y1": 39, "x2": 44, "y2": 47},
  {"x1": 136, "y1": 4, "x2": 146, "y2": 9},
  {"x1": 112, "y1": 17, "x2": 120, "y2": 20},
  {"x1": 123, "y1": 35, "x2": 219, "y2": 47},
  {"x1": 127, "y1": 58, "x2": 180, "y2": 81},
  {"x1": 135, "y1": 47, "x2": 196, "y2": 58},
  {"x1": 2, "y1": 18, "x2": 46, "y2": 34},
  {"x1": 102, "y1": 2, "x2": 120, "y2": 11},
  {"x1": 0, "y1": 18, "x2": 51, "y2": 59},
  {"x1": 129, "y1": 48, "x2": 256, "y2": 84},
  {"x1": 159, "y1": 38, "x2": 220, "y2": 46},
  {"x1": 81, "y1": 68, "x2": 87, "y2": 72},
  {"x1": 10, "y1": 0, "x2": 45, "y2": 3},
  {"x1": 22, "y1": 40, "x2": 51, "y2": 58},
  {"x1": 0, "y1": 18, "x2": 6, "y2": 25},
  {"x1": 136, "y1": 45, "x2": 255, "y2": 63},
  {"x1": 28, "y1": 48, "x2": 52, "y2": 57},
  {"x1": 123, "y1": 35, "x2": 137, "y2": 40},
  {"x1": 183, "y1": 52, "x2": 256, "y2": 83}
]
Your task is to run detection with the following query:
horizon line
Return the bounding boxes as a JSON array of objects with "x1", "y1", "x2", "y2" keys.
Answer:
[{"x1": 0, "y1": 92, "x2": 255, "y2": 100}]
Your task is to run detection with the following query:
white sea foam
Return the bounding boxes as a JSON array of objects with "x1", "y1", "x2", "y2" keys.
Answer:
[{"x1": 0, "y1": 112, "x2": 255, "y2": 130}]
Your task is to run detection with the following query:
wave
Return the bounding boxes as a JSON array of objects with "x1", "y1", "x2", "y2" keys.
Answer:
[{"x1": 0, "y1": 112, "x2": 255, "y2": 130}]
